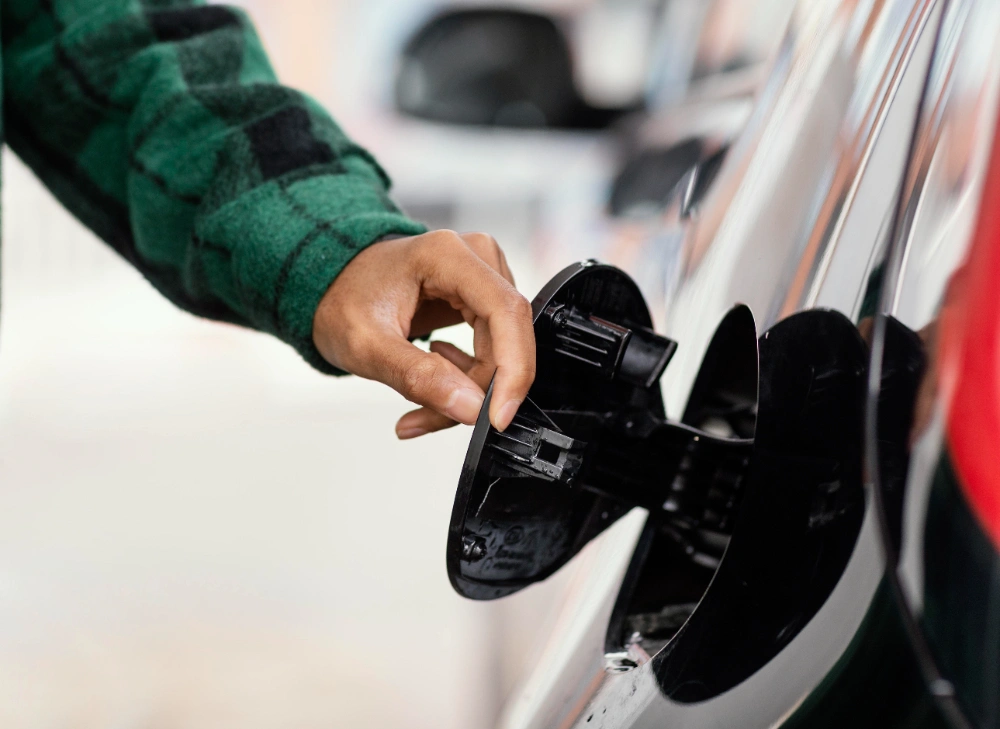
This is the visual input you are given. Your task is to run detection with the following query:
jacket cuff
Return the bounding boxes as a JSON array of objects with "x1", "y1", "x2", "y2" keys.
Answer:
[{"x1": 280, "y1": 223, "x2": 428, "y2": 375}]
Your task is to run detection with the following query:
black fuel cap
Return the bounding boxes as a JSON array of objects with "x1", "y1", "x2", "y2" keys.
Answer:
[{"x1": 447, "y1": 262, "x2": 751, "y2": 600}]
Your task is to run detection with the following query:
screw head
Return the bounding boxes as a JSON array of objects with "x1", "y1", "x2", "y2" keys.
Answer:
[{"x1": 461, "y1": 535, "x2": 488, "y2": 562}]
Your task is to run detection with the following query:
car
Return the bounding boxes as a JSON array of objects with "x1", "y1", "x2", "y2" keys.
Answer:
[
  {"x1": 393, "y1": 0, "x2": 794, "y2": 131},
  {"x1": 391, "y1": 0, "x2": 796, "y2": 308},
  {"x1": 409, "y1": 0, "x2": 1000, "y2": 726}
]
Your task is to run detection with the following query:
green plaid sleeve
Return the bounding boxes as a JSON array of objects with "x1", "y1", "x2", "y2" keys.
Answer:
[{"x1": 1, "y1": 0, "x2": 427, "y2": 372}]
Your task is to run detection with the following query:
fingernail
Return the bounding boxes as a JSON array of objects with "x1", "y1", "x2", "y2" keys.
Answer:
[
  {"x1": 495, "y1": 399, "x2": 522, "y2": 432},
  {"x1": 397, "y1": 427, "x2": 429, "y2": 440},
  {"x1": 445, "y1": 387, "x2": 485, "y2": 424}
]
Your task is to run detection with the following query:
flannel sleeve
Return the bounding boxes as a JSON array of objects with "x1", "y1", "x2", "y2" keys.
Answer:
[{"x1": 1, "y1": 0, "x2": 427, "y2": 372}]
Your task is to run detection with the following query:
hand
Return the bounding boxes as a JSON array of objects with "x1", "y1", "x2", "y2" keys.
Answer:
[{"x1": 313, "y1": 230, "x2": 536, "y2": 439}]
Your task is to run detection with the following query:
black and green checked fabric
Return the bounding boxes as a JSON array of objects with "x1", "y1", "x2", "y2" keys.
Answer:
[{"x1": 1, "y1": 0, "x2": 426, "y2": 372}]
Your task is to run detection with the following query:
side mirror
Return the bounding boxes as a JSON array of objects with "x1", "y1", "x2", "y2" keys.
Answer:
[
  {"x1": 609, "y1": 140, "x2": 730, "y2": 219},
  {"x1": 395, "y1": 9, "x2": 637, "y2": 130}
]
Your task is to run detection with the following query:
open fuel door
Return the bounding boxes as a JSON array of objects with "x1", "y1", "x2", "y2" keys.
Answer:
[{"x1": 447, "y1": 262, "x2": 754, "y2": 600}]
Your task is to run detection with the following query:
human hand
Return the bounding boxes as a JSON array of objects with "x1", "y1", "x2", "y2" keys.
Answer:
[{"x1": 313, "y1": 230, "x2": 536, "y2": 439}]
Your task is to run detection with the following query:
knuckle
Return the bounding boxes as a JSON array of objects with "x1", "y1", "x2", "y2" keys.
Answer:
[
  {"x1": 437, "y1": 229, "x2": 464, "y2": 247},
  {"x1": 401, "y1": 356, "x2": 441, "y2": 398},
  {"x1": 416, "y1": 229, "x2": 454, "y2": 257},
  {"x1": 501, "y1": 360, "x2": 536, "y2": 392},
  {"x1": 504, "y1": 291, "x2": 533, "y2": 318},
  {"x1": 511, "y1": 354, "x2": 537, "y2": 379},
  {"x1": 524, "y1": 361, "x2": 538, "y2": 383}
]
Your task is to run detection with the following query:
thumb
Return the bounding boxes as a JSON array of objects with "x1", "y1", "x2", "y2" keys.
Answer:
[{"x1": 364, "y1": 334, "x2": 487, "y2": 426}]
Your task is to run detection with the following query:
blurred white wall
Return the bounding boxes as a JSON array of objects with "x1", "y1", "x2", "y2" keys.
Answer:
[
  {"x1": 0, "y1": 147, "x2": 507, "y2": 729},
  {"x1": 0, "y1": 1, "x2": 601, "y2": 727}
]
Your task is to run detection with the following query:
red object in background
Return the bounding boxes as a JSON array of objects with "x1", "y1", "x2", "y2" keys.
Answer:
[{"x1": 942, "y1": 108, "x2": 1000, "y2": 550}]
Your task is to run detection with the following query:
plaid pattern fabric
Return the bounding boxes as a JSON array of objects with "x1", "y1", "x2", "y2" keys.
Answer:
[{"x1": 1, "y1": 0, "x2": 426, "y2": 372}]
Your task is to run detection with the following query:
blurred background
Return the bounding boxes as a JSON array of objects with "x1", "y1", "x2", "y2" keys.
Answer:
[{"x1": 0, "y1": 0, "x2": 795, "y2": 727}]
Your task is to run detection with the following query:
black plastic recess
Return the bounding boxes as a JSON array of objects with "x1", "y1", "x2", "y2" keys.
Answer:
[{"x1": 447, "y1": 262, "x2": 753, "y2": 600}]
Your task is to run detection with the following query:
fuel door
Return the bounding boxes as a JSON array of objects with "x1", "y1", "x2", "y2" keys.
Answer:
[{"x1": 447, "y1": 261, "x2": 753, "y2": 600}]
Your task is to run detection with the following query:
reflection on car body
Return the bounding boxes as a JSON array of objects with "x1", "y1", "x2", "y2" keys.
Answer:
[{"x1": 397, "y1": 0, "x2": 1000, "y2": 727}]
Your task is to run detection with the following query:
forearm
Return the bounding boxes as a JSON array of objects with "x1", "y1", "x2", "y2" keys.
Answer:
[{"x1": 2, "y1": 0, "x2": 425, "y2": 371}]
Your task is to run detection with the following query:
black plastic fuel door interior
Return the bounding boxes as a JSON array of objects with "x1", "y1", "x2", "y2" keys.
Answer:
[
  {"x1": 447, "y1": 261, "x2": 753, "y2": 600},
  {"x1": 608, "y1": 309, "x2": 869, "y2": 701},
  {"x1": 447, "y1": 261, "x2": 873, "y2": 704}
]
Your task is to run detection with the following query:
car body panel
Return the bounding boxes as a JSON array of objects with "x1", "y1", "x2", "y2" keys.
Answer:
[
  {"x1": 403, "y1": 0, "x2": 1000, "y2": 724},
  {"x1": 498, "y1": 0, "x2": 1000, "y2": 726},
  {"x1": 868, "y1": 1, "x2": 1000, "y2": 726}
]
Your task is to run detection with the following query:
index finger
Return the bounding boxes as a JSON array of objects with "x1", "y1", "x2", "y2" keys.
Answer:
[{"x1": 418, "y1": 242, "x2": 536, "y2": 431}]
